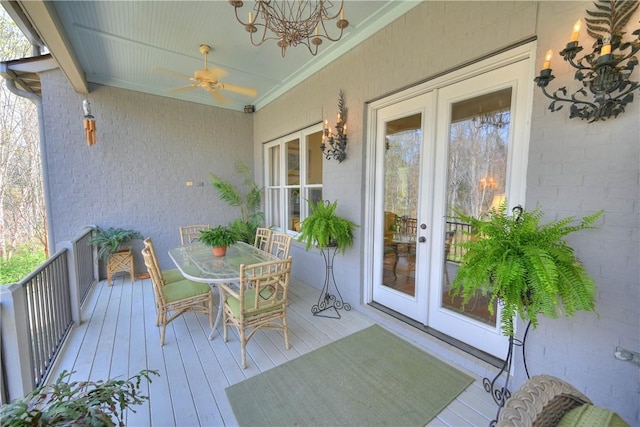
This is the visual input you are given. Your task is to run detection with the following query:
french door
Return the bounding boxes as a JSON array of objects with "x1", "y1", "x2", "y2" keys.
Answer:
[
  {"x1": 367, "y1": 48, "x2": 533, "y2": 359},
  {"x1": 371, "y1": 93, "x2": 435, "y2": 321}
]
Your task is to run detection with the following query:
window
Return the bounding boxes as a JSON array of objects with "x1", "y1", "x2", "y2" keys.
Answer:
[{"x1": 264, "y1": 123, "x2": 323, "y2": 233}]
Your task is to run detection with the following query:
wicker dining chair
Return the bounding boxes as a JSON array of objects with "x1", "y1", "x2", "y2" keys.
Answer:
[
  {"x1": 269, "y1": 232, "x2": 292, "y2": 260},
  {"x1": 219, "y1": 257, "x2": 292, "y2": 368},
  {"x1": 179, "y1": 224, "x2": 210, "y2": 245},
  {"x1": 143, "y1": 238, "x2": 184, "y2": 284},
  {"x1": 141, "y1": 247, "x2": 213, "y2": 345},
  {"x1": 254, "y1": 227, "x2": 272, "y2": 251}
]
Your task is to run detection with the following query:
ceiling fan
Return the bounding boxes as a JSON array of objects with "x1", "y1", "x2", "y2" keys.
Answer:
[{"x1": 157, "y1": 44, "x2": 256, "y2": 104}]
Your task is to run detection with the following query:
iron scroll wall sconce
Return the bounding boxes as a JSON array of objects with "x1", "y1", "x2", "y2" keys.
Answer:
[
  {"x1": 320, "y1": 90, "x2": 348, "y2": 162},
  {"x1": 534, "y1": 0, "x2": 640, "y2": 122}
]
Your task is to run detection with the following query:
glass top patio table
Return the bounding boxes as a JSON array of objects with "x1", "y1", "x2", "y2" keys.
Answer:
[
  {"x1": 168, "y1": 241, "x2": 279, "y2": 339},
  {"x1": 168, "y1": 241, "x2": 278, "y2": 283}
]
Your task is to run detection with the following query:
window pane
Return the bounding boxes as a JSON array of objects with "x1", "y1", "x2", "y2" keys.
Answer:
[
  {"x1": 307, "y1": 188, "x2": 323, "y2": 206},
  {"x1": 288, "y1": 188, "x2": 301, "y2": 232},
  {"x1": 269, "y1": 145, "x2": 280, "y2": 186},
  {"x1": 268, "y1": 188, "x2": 281, "y2": 229},
  {"x1": 286, "y1": 139, "x2": 300, "y2": 185},
  {"x1": 306, "y1": 131, "x2": 323, "y2": 184}
]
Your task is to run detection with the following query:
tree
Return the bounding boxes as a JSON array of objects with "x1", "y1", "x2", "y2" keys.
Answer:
[{"x1": 0, "y1": 9, "x2": 46, "y2": 261}]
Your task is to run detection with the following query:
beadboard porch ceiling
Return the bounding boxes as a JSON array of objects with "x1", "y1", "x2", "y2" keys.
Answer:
[{"x1": 5, "y1": 1, "x2": 420, "y2": 112}]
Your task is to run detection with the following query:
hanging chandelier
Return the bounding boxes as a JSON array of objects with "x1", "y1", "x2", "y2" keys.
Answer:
[{"x1": 229, "y1": 1, "x2": 349, "y2": 57}]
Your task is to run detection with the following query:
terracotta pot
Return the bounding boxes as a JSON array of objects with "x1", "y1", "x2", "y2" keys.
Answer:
[{"x1": 212, "y1": 246, "x2": 227, "y2": 257}]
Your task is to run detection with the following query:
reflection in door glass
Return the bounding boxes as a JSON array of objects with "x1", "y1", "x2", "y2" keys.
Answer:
[
  {"x1": 382, "y1": 114, "x2": 421, "y2": 297},
  {"x1": 442, "y1": 88, "x2": 512, "y2": 326}
]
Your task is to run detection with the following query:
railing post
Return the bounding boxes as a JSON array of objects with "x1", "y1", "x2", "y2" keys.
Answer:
[
  {"x1": 59, "y1": 240, "x2": 81, "y2": 325},
  {"x1": 0, "y1": 284, "x2": 36, "y2": 400}
]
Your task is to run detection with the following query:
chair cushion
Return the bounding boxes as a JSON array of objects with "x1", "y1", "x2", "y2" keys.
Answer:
[
  {"x1": 226, "y1": 288, "x2": 282, "y2": 317},
  {"x1": 163, "y1": 279, "x2": 210, "y2": 303},
  {"x1": 557, "y1": 404, "x2": 630, "y2": 427},
  {"x1": 162, "y1": 268, "x2": 184, "y2": 284}
]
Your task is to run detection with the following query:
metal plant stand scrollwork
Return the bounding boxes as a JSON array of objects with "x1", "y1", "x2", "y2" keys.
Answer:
[
  {"x1": 486, "y1": 321, "x2": 532, "y2": 427},
  {"x1": 311, "y1": 245, "x2": 351, "y2": 319}
]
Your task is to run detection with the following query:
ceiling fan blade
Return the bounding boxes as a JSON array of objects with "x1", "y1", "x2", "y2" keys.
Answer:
[
  {"x1": 152, "y1": 67, "x2": 192, "y2": 81},
  {"x1": 195, "y1": 67, "x2": 227, "y2": 82},
  {"x1": 207, "y1": 88, "x2": 228, "y2": 104},
  {"x1": 168, "y1": 84, "x2": 199, "y2": 93},
  {"x1": 220, "y1": 83, "x2": 257, "y2": 97}
]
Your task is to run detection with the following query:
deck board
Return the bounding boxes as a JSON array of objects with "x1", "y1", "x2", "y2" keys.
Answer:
[{"x1": 48, "y1": 276, "x2": 498, "y2": 426}]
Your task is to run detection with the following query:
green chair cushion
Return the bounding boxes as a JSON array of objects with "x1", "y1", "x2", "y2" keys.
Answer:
[
  {"x1": 162, "y1": 268, "x2": 184, "y2": 284},
  {"x1": 163, "y1": 279, "x2": 210, "y2": 303},
  {"x1": 558, "y1": 404, "x2": 630, "y2": 427},
  {"x1": 226, "y1": 288, "x2": 282, "y2": 318}
]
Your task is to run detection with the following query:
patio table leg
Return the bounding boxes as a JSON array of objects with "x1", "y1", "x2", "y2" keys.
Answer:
[{"x1": 208, "y1": 283, "x2": 224, "y2": 340}]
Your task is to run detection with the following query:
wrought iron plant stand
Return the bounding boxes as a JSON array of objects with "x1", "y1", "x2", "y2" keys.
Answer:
[
  {"x1": 311, "y1": 245, "x2": 351, "y2": 319},
  {"x1": 486, "y1": 320, "x2": 532, "y2": 426}
]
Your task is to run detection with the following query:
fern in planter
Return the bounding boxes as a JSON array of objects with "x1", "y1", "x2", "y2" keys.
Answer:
[
  {"x1": 210, "y1": 160, "x2": 264, "y2": 244},
  {"x1": 88, "y1": 226, "x2": 143, "y2": 262},
  {"x1": 297, "y1": 199, "x2": 357, "y2": 253},
  {"x1": 450, "y1": 203, "x2": 602, "y2": 337}
]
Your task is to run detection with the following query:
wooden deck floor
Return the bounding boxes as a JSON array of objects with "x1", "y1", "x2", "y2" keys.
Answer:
[{"x1": 49, "y1": 275, "x2": 499, "y2": 426}]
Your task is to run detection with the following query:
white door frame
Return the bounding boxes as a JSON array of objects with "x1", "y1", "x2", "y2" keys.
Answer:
[{"x1": 363, "y1": 42, "x2": 535, "y2": 354}]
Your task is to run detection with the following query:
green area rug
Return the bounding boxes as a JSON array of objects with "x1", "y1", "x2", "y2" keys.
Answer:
[{"x1": 226, "y1": 325, "x2": 473, "y2": 426}]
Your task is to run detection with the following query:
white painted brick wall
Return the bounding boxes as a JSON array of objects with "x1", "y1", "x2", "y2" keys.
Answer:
[{"x1": 40, "y1": 70, "x2": 253, "y2": 273}]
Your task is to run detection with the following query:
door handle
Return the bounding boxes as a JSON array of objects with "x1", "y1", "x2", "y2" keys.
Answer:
[{"x1": 418, "y1": 236, "x2": 426, "y2": 243}]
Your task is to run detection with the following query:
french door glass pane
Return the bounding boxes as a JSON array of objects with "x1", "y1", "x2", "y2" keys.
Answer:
[
  {"x1": 382, "y1": 113, "x2": 422, "y2": 297},
  {"x1": 442, "y1": 87, "x2": 512, "y2": 325}
]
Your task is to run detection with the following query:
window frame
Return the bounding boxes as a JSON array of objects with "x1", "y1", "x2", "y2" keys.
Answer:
[{"x1": 263, "y1": 123, "x2": 324, "y2": 234}]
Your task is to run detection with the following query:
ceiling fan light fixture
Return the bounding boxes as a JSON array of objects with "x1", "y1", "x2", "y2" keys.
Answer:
[{"x1": 229, "y1": 0, "x2": 349, "y2": 57}]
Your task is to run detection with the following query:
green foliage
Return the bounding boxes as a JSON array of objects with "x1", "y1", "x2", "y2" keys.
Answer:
[
  {"x1": 0, "y1": 243, "x2": 46, "y2": 284},
  {"x1": 210, "y1": 160, "x2": 264, "y2": 244},
  {"x1": 0, "y1": 369, "x2": 159, "y2": 427},
  {"x1": 297, "y1": 199, "x2": 357, "y2": 254},
  {"x1": 450, "y1": 202, "x2": 602, "y2": 337},
  {"x1": 88, "y1": 227, "x2": 143, "y2": 261},
  {"x1": 198, "y1": 225, "x2": 237, "y2": 247}
]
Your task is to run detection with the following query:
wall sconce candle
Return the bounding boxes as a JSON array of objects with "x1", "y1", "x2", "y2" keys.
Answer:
[
  {"x1": 534, "y1": 0, "x2": 640, "y2": 122},
  {"x1": 320, "y1": 90, "x2": 348, "y2": 162}
]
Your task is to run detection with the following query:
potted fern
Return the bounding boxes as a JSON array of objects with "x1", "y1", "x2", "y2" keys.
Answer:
[
  {"x1": 449, "y1": 202, "x2": 602, "y2": 337},
  {"x1": 89, "y1": 226, "x2": 143, "y2": 285},
  {"x1": 297, "y1": 199, "x2": 357, "y2": 253},
  {"x1": 298, "y1": 199, "x2": 357, "y2": 318},
  {"x1": 199, "y1": 225, "x2": 237, "y2": 257},
  {"x1": 210, "y1": 160, "x2": 264, "y2": 244}
]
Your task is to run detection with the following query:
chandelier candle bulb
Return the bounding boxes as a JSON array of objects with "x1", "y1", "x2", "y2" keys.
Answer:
[
  {"x1": 570, "y1": 20, "x2": 582, "y2": 42},
  {"x1": 601, "y1": 42, "x2": 611, "y2": 56},
  {"x1": 543, "y1": 50, "x2": 553, "y2": 70}
]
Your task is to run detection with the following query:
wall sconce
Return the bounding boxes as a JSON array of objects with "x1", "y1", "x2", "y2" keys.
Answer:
[
  {"x1": 82, "y1": 100, "x2": 96, "y2": 147},
  {"x1": 534, "y1": 0, "x2": 640, "y2": 122},
  {"x1": 320, "y1": 90, "x2": 348, "y2": 162}
]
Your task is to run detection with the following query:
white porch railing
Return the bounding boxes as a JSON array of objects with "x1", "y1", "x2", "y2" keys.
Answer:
[{"x1": 0, "y1": 228, "x2": 98, "y2": 404}]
